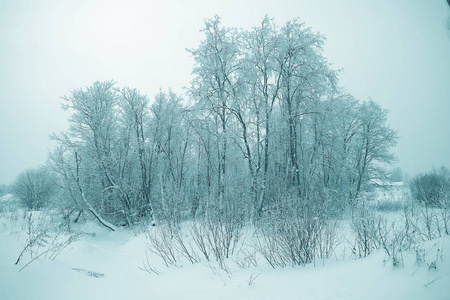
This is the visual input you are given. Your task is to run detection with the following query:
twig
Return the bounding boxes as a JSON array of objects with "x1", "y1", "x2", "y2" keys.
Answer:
[
  {"x1": 411, "y1": 267, "x2": 420, "y2": 276},
  {"x1": 247, "y1": 272, "x2": 262, "y2": 286},
  {"x1": 424, "y1": 277, "x2": 441, "y2": 287},
  {"x1": 139, "y1": 249, "x2": 160, "y2": 275}
]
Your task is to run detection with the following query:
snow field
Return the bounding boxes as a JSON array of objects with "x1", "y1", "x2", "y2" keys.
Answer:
[{"x1": 1, "y1": 200, "x2": 449, "y2": 300}]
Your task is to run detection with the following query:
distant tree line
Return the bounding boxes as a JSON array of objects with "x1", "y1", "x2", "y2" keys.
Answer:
[{"x1": 11, "y1": 16, "x2": 398, "y2": 228}]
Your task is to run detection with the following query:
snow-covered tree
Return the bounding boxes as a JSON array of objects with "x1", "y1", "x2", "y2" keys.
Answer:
[{"x1": 188, "y1": 16, "x2": 242, "y2": 205}]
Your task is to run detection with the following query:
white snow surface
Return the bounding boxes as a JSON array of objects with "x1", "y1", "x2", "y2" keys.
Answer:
[{"x1": 0, "y1": 215, "x2": 449, "y2": 300}]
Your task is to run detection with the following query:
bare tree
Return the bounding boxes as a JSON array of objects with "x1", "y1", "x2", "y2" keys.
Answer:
[
  {"x1": 351, "y1": 100, "x2": 398, "y2": 199},
  {"x1": 235, "y1": 16, "x2": 283, "y2": 221},
  {"x1": 118, "y1": 87, "x2": 155, "y2": 224}
]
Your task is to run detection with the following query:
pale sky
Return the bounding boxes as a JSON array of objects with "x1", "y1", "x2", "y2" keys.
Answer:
[{"x1": 1, "y1": 0, "x2": 449, "y2": 184}]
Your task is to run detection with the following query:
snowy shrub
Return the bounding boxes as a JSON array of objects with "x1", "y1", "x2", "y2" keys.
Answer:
[
  {"x1": 253, "y1": 192, "x2": 339, "y2": 268},
  {"x1": 350, "y1": 204, "x2": 380, "y2": 257},
  {"x1": 439, "y1": 197, "x2": 450, "y2": 235},
  {"x1": 316, "y1": 219, "x2": 339, "y2": 259},
  {"x1": 385, "y1": 230, "x2": 406, "y2": 268},
  {"x1": 14, "y1": 210, "x2": 83, "y2": 270},
  {"x1": 376, "y1": 220, "x2": 414, "y2": 268},
  {"x1": 172, "y1": 226, "x2": 200, "y2": 264},
  {"x1": 145, "y1": 201, "x2": 244, "y2": 270},
  {"x1": 234, "y1": 249, "x2": 259, "y2": 269},
  {"x1": 401, "y1": 200, "x2": 449, "y2": 241},
  {"x1": 254, "y1": 213, "x2": 333, "y2": 267},
  {"x1": 11, "y1": 167, "x2": 57, "y2": 210},
  {"x1": 202, "y1": 204, "x2": 245, "y2": 268},
  {"x1": 374, "y1": 199, "x2": 404, "y2": 212},
  {"x1": 419, "y1": 205, "x2": 437, "y2": 240},
  {"x1": 410, "y1": 168, "x2": 450, "y2": 207},
  {"x1": 15, "y1": 211, "x2": 52, "y2": 265},
  {"x1": 255, "y1": 218, "x2": 311, "y2": 267},
  {"x1": 414, "y1": 240, "x2": 445, "y2": 273},
  {"x1": 350, "y1": 219, "x2": 377, "y2": 258},
  {"x1": 145, "y1": 226, "x2": 178, "y2": 267},
  {"x1": 350, "y1": 202, "x2": 420, "y2": 267},
  {"x1": 189, "y1": 221, "x2": 211, "y2": 261}
]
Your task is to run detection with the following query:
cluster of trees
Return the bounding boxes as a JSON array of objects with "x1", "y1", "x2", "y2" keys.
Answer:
[{"x1": 11, "y1": 17, "x2": 398, "y2": 228}]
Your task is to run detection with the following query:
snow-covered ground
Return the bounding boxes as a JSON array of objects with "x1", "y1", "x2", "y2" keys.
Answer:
[{"x1": 0, "y1": 193, "x2": 449, "y2": 300}]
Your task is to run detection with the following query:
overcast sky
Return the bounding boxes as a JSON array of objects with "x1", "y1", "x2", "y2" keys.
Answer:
[{"x1": 1, "y1": 0, "x2": 449, "y2": 185}]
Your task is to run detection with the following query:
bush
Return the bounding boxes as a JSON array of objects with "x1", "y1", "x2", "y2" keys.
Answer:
[
  {"x1": 410, "y1": 168, "x2": 450, "y2": 207},
  {"x1": 373, "y1": 199, "x2": 404, "y2": 212},
  {"x1": 11, "y1": 167, "x2": 57, "y2": 210}
]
